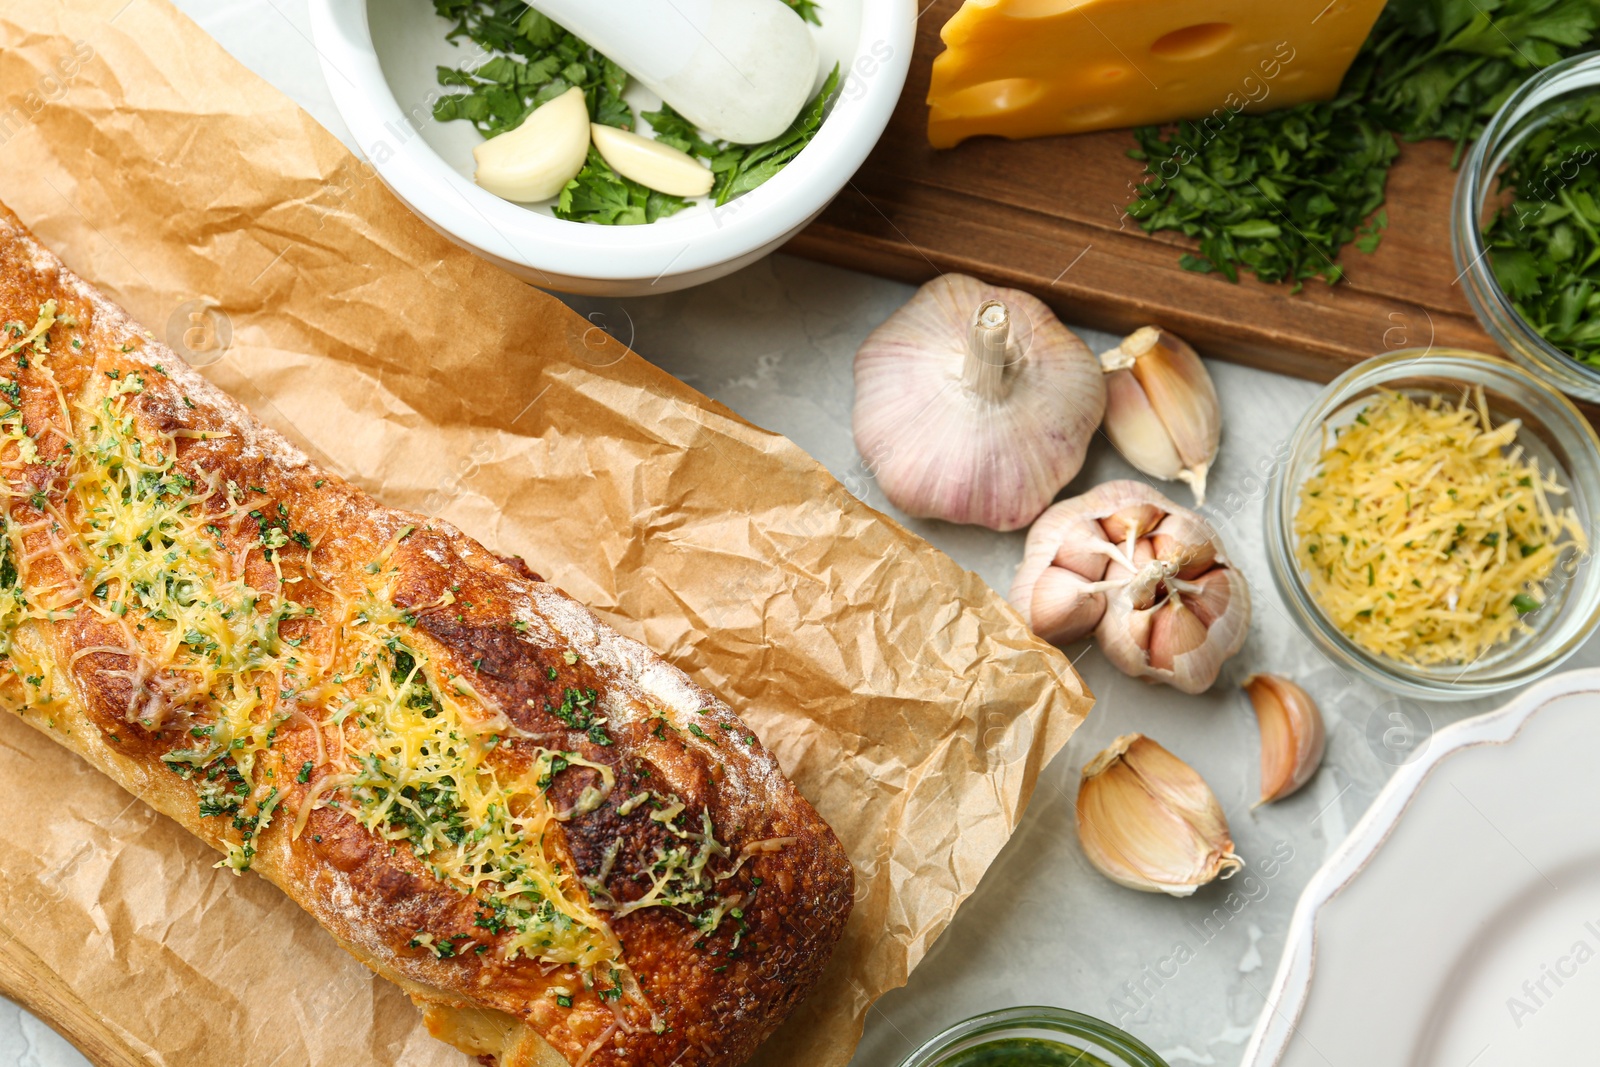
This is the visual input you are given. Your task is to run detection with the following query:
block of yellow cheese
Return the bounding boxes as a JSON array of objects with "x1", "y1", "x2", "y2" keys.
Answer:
[{"x1": 927, "y1": 0, "x2": 1389, "y2": 148}]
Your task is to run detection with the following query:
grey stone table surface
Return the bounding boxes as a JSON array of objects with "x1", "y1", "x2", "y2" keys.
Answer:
[{"x1": 8, "y1": 4, "x2": 1596, "y2": 1067}]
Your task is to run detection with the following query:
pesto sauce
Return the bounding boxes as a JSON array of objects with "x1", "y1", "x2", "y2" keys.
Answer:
[{"x1": 939, "y1": 1037, "x2": 1116, "y2": 1067}]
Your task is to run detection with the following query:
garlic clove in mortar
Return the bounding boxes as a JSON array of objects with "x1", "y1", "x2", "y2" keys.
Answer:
[
  {"x1": 852, "y1": 274, "x2": 1106, "y2": 532},
  {"x1": 1011, "y1": 480, "x2": 1249, "y2": 693},
  {"x1": 591, "y1": 122, "x2": 714, "y2": 198},
  {"x1": 473, "y1": 86, "x2": 592, "y2": 203},
  {"x1": 1100, "y1": 327, "x2": 1221, "y2": 505},
  {"x1": 1077, "y1": 733, "x2": 1242, "y2": 896}
]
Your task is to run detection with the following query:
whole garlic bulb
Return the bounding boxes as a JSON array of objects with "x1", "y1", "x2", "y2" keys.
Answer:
[
  {"x1": 1077, "y1": 732, "x2": 1242, "y2": 896},
  {"x1": 1100, "y1": 327, "x2": 1221, "y2": 505},
  {"x1": 1010, "y1": 480, "x2": 1250, "y2": 693},
  {"x1": 852, "y1": 274, "x2": 1106, "y2": 532}
]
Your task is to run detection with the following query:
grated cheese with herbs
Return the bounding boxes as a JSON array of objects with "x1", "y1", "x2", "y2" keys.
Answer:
[{"x1": 1294, "y1": 388, "x2": 1585, "y2": 665}]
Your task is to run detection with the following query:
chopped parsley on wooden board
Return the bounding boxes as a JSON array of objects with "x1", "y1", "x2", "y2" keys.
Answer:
[
  {"x1": 1126, "y1": 97, "x2": 1395, "y2": 287},
  {"x1": 1127, "y1": 0, "x2": 1600, "y2": 287}
]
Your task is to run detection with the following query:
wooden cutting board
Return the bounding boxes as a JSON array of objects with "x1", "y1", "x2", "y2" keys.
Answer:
[{"x1": 786, "y1": 0, "x2": 1495, "y2": 385}]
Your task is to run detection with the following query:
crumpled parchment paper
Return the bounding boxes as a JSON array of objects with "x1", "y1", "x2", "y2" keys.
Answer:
[{"x1": 0, "y1": 2, "x2": 1094, "y2": 1065}]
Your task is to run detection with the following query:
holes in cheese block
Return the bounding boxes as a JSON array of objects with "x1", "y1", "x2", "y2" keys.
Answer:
[
  {"x1": 1094, "y1": 65, "x2": 1129, "y2": 82},
  {"x1": 1063, "y1": 103, "x2": 1123, "y2": 128},
  {"x1": 1003, "y1": 0, "x2": 1082, "y2": 16},
  {"x1": 1149, "y1": 22, "x2": 1234, "y2": 59},
  {"x1": 940, "y1": 77, "x2": 1046, "y2": 118}
]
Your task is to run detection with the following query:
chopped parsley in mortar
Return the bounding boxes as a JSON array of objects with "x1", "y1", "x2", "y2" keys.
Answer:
[{"x1": 430, "y1": 0, "x2": 840, "y2": 224}]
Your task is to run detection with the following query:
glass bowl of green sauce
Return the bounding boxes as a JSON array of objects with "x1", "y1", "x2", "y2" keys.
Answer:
[
  {"x1": 1453, "y1": 51, "x2": 1600, "y2": 401},
  {"x1": 897, "y1": 1007, "x2": 1169, "y2": 1067}
]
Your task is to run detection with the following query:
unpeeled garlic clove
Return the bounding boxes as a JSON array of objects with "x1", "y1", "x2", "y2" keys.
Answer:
[
  {"x1": 1147, "y1": 599, "x2": 1208, "y2": 671},
  {"x1": 1100, "y1": 501, "x2": 1164, "y2": 547},
  {"x1": 1013, "y1": 480, "x2": 1250, "y2": 691},
  {"x1": 1182, "y1": 567, "x2": 1239, "y2": 628},
  {"x1": 1243, "y1": 674, "x2": 1326, "y2": 804},
  {"x1": 1100, "y1": 327, "x2": 1221, "y2": 505},
  {"x1": 1150, "y1": 511, "x2": 1217, "y2": 579},
  {"x1": 1077, "y1": 733, "x2": 1242, "y2": 896},
  {"x1": 1053, "y1": 521, "x2": 1110, "y2": 582},
  {"x1": 1103, "y1": 367, "x2": 1185, "y2": 486},
  {"x1": 1030, "y1": 566, "x2": 1106, "y2": 645},
  {"x1": 1102, "y1": 486, "x2": 1249, "y2": 693},
  {"x1": 1098, "y1": 563, "x2": 1249, "y2": 693},
  {"x1": 1011, "y1": 481, "x2": 1154, "y2": 640},
  {"x1": 473, "y1": 87, "x2": 592, "y2": 203},
  {"x1": 591, "y1": 122, "x2": 714, "y2": 198}
]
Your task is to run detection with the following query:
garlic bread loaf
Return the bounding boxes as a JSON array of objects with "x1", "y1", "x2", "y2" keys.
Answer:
[{"x1": 0, "y1": 203, "x2": 853, "y2": 1067}]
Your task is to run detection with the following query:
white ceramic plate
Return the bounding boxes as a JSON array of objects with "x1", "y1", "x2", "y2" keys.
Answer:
[
  {"x1": 306, "y1": 0, "x2": 914, "y2": 294},
  {"x1": 1243, "y1": 668, "x2": 1600, "y2": 1065}
]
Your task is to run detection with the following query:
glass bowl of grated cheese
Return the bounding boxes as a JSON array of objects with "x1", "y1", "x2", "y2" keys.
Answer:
[{"x1": 1267, "y1": 349, "x2": 1600, "y2": 698}]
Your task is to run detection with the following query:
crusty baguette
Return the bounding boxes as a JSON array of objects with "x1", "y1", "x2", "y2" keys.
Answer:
[{"x1": 0, "y1": 203, "x2": 853, "y2": 1067}]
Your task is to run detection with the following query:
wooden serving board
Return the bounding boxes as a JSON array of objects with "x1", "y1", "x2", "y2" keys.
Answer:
[
  {"x1": 787, "y1": 0, "x2": 1495, "y2": 384},
  {"x1": 0, "y1": 928, "x2": 144, "y2": 1067}
]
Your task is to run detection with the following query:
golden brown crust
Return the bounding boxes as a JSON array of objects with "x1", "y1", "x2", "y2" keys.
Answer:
[{"x1": 0, "y1": 202, "x2": 853, "y2": 1067}]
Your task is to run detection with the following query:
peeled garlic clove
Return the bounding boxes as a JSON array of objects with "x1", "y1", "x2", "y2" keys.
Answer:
[
  {"x1": 853, "y1": 274, "x2": 1107, "y2": 531},
  {"x1": 1244, "y1": 674, "x2": 1326, "y2": 804},
  {"x1": 1100, "y1": 327, "x2": 1222, "y2": 505},
  {"x1": 1031, "y1": 567, "x2": 1106, "y2": 645},
  {"x1": 1077, "y1": 733, "x2": 1242, "y2": 896},
  {"x1": 591, "y1": 122, "x2": 714, "y2": 198},
  {"x1": 473, "y1": 87, "x2": 592, "y2": 203}
]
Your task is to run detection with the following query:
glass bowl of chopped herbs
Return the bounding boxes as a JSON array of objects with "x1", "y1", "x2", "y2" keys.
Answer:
[
  {"x1": 304, "y1": 0, "x2": 912, "y2": 294},
  {"x1": 1267, "y1": 349, "x2": 1600, "y2": 698},
  {"x1": 897, "y1": 1007, "x2": 1170, "y2": 1067},
  {"x1": 1455, "y1": 52, "x2": 1600, "y2": 400}
]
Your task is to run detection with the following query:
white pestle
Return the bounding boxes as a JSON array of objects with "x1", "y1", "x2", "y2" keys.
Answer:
[{"x1": 527, "y1": 0, "x2": 819, "y2": 145}]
